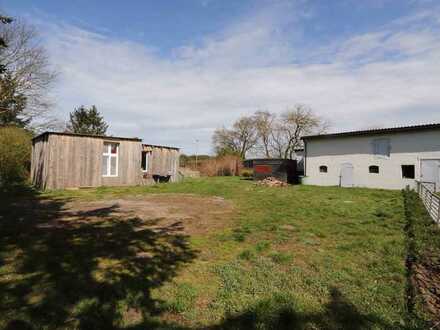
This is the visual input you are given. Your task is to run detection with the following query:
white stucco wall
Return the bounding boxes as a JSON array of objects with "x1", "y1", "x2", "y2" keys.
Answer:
[{"x1": 302, "y1": 129, "x2": 440, "y2": 190}]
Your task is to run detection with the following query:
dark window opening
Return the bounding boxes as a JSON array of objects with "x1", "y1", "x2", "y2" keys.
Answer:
[
  {"x1": 369, "y1": 165, "x2": 379, "y2": 174},
  {"x1": 401, "y1": 165, "x2": 415, "y2": 179},
  {"x1": 319, "y1": 165, "x2": 328, "y2": 173},
  {"x1": 141, "y1": 151, "x2": 151, "y2": 172}
]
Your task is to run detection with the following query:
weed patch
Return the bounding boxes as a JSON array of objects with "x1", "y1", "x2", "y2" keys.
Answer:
[
  {"x1": 269, "y1": 252, "x2": 293, "y2": 265},
  {"x1": 255, "y1": 240, "x2": 271, "y2": 253},
  {"x1": 238, "y1": 249, "x2": 256, "y2": 261},
  {"x1": 163, "y1": 283, "x2": 198, "y2": 313}
]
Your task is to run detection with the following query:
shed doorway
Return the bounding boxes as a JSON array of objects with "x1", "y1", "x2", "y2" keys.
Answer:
[
  {"x1": 420, "y1": 159, "x2": 440, "y2": 191},
  {"x1": 340, "y1": 163, "x2": 354, "y2": 187}
]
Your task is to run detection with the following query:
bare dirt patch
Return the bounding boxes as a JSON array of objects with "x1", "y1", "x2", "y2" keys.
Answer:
[{"x1": 50, "y1": 194, "x2": 235, "y2": 236}]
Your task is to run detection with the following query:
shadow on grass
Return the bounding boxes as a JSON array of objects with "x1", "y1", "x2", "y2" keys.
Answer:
[
  {"x1": 208, "y1": 288, "x2": 397, "y2": 330},
  {"x1": 0, "y1": 186, "x2": 404, "y2": 329},
  {"x1": 0, "y1": 187, "x2": 197, "y2": 329}
]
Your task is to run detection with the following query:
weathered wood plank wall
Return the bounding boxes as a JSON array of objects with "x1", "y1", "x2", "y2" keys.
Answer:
[
  {"x1": 47, "y1": 134, "x2": 105, "y2": 189},
  {"x1": 101, "y1": 138, "x2": 142, "y2": 187},
  {"x1": 32, "y1": 134, "x2": 180, "y2": 190},
  {"x1": 142, "y1": 145, "x2": 180, "y2": 182},
  {"x1": 31, "y1": 134, "x2": 50, "y2": 189},
  {"x1": 32, "y1": 134, "x2": 142, "y2": 189}
]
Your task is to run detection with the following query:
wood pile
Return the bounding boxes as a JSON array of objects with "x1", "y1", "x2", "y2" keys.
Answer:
[{"x1": 256, "y1": 176, "x2": 288, "y2": 187}]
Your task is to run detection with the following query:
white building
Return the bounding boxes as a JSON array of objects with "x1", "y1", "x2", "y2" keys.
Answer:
[{"x1": 302, "y1": 123, "x2": 440, "y2": 190}]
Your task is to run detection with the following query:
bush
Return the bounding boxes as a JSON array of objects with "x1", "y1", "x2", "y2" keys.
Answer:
[
  {"x1": 198, "y1": 155, "x2": 242, "y2": 177},
  {"x1": 218, "y1": 167, "x2": 232, "y2": 176},
  {"x1": 0, "y1": 126, "x2": 32, "y2": 189},
  {"x1": 240, "y1": 168, "x2": 253, "y2": 178}
]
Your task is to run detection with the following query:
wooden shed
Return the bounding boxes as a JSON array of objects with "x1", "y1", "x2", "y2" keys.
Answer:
[
  {"x1": 31, "y1": 132, "x2": 180, "y2": 190},
  {"x1": 141, "y1": 144, "x2": 180, "y2": 184}
]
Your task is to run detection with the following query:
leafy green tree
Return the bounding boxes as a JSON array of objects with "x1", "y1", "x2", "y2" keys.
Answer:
[
  {"x1": 67, "y1": 105, "x2": 109, "y2": 135},
  {"x1": 212, "y1": 116, "x2": 258, "y2": 159},
  {"x1": 0, "y1": 72, "x2": 28, "y2": 127}
]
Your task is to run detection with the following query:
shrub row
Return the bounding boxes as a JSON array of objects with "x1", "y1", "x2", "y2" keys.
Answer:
[{"x1": 197, "y1": 155, "x2": 242, "y2": 177}]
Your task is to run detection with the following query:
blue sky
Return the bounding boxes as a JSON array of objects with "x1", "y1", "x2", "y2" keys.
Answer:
[{"x1": 2, "y1": 0, "x2": 440, "y2": 154}]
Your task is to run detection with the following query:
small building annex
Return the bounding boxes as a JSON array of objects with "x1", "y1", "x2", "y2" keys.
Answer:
[
  {"x1": 31, "y1": 132, "x2": 179, "y2": 190},
  {"x1": 302, "y1": 123, "x2": 440, "y2": 190}
]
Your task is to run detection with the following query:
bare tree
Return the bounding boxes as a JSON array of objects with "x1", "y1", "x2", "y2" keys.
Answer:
[
  {"x1": 0, "y1": 17, "x2": 58, "y2": 131},
  {"x1": 269, "y1": 120, "x2": 290, "y2": 158},
  {"x1": 0, "y1": 15, "x2": 13, "y2": 70},
  {"x1": 233, "y1": 116, "x2": 258, "y2": 158},
  {"x1": 212, "y1": 116, "x2": 258, "y2": 159},
  {"x1": 270, "y1": 105, "x2": 328, "y2": 159},
  {"x1": 212, "y1": 106, "x2": 328, "y2": 160},
  {"x1": 253, "y1": 110, "x2": 275, "y2": 158}
]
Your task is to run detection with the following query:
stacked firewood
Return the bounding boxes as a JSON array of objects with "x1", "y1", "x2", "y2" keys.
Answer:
[{"x1": 256, "y1": 177, "x2": 288, "y2": 187}]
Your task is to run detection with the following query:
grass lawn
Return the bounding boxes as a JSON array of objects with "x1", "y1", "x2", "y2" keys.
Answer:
[{"x1": 0, "y1": 177, "x2": 414, "y2": 329}]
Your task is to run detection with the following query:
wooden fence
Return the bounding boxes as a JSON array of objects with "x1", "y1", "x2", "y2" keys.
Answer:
[{"x1": 416, "y1": 181, "x2": 440, "y2": 224}]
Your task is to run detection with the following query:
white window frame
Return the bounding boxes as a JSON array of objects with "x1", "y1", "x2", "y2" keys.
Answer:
[
  {"x1": 102, "y1": 142, "x2": 119, "y2": 177},
  {"x1": 141, "y1": 151, "x2": 151, "y2": 172}
]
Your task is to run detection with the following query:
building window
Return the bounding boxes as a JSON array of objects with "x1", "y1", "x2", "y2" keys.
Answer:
[
  {"x1": 372, "y1": 139, "x2": 391, "y2": 157},
  {"x1": 369, "y1": 165, "x2": 379, "y2": 174},
  {"x1": 141, "y1": 151, "x2": 151, "y2": 172},
  {"x1": 401, "y1": 165, "x2": 415, "y2": 179},
  {"x1": 102, "y1": 142, "x2": 118, "y2": 177},
  {"x1": 319, "y1": 165, "x2": 328, "y2": 173}
]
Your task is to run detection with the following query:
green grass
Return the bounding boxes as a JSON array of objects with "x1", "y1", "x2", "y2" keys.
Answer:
[{"x1": 0, "y1": 177, "x2": 414, "y2": 329}]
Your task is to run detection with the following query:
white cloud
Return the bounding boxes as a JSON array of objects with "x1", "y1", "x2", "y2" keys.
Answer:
[{"x1": 37, "y1": 3, "x2": 440, "y2": 154}]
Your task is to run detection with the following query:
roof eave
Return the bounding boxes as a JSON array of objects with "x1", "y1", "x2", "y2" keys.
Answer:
[
  {"x1": 302, "y1": 123, "x2": 440, "y2": 141},
  {"x1": 142, "y1": 143, "x2": 180, "y2": 150},
  {"x1": 32, "y1": 131, "x2": 142, "y2": 142}
]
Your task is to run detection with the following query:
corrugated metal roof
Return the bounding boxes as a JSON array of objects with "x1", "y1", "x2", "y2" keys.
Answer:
[
  {"x1": 302, "y1": 123, "x2": 440, "y2": 140},
  {"x1": 32, "y1": 131, "x2": 142, "y2": 142}
]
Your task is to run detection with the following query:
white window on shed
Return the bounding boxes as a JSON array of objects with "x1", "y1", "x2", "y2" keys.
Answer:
[
  {"x1": 102, "y1": 142, "x2": 119, "y2": 177},
  {"x1": 372, "y1": 138, "x2": 390, "y2": 157}
]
